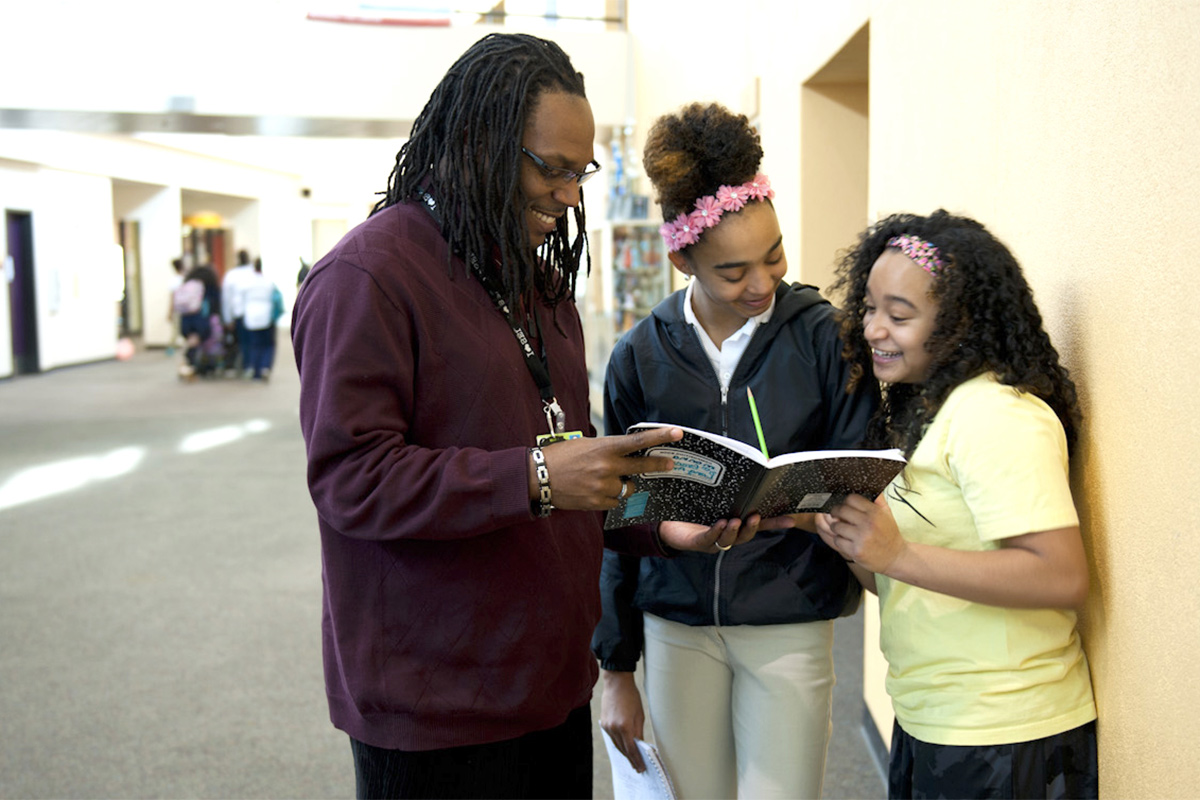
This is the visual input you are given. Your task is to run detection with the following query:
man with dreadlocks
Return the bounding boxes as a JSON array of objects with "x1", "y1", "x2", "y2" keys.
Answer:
[{"x1": 292, "y1": 33, "x2": 763, "y2": 799}]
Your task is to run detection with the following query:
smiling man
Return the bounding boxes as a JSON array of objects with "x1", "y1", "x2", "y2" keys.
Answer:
[{"x1": 290, "y1": 33, "x2": 757, "y2": 800}]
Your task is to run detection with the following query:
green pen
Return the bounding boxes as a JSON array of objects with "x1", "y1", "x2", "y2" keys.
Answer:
[{"x1": 747, "y1": 387, "x2": 769, "y2": 458}]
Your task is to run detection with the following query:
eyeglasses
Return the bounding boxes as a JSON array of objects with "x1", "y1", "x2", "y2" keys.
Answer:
[{"x1": 521, "y1": 147, "x2": 602, "y2": 186}]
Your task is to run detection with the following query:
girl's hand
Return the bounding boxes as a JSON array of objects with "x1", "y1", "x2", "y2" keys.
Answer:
[
  {"x1": 600, "y1": 670, "x2": 647, "y2": 773},
  {"x1": 659, "y1": 512, "x2": 794, "y2": 553},
  {"x1": 821, "y1": 497, "x2": 1090, "y2": 608},
  {"x1": 817, "y1": 494, "x2": 907, "y2": 575}
]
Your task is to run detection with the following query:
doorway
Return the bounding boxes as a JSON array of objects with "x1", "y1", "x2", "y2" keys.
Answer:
[
  {"x1": 799, "y1": 23, "x2": 869, "y2": 295},
  {"x1": 118, "y1": 219, "x2": 144, "y2": 337},
  {"x1": 6, "y1": 210, "x2": 39, "y2": 375}
]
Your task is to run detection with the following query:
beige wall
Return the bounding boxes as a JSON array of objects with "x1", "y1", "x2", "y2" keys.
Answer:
[{"x1": 629, "y1": 1, "x2": 1200, "y2": 796}]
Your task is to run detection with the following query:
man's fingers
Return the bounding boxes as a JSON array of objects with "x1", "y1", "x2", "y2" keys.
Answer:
[
  {"x1": 616, "y1": 426, "x2": 683, "y2": 454},
  {"x1": 624, "y1": 453, "x2": 675, "y2": 476},
  {"x1": 574, "y1": 427, "x2": 682, "y2": 478}
]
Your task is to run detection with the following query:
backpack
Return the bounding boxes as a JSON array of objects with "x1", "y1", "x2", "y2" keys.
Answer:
[
  {"x1": 271, "y1": 286, "x2": 285, "y2": 323},
  {"x1": 173, "y1": 279, "x2": 205, "y2": 315}
]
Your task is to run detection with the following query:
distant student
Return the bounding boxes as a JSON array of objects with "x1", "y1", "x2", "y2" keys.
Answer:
[
  {"x1": 240, "y1": 258, "x2": 282, "y2": 381},
  {"x1": 594, "y1": 102, "x2": 878, "y2": 800},
  {"x1": 817, "y1": 210, "x2": 1098, "y2": 799},
  {"x1": 221, "y1": 249, "x2": 255, "y2": 373},
  {"x1": 166, "y1": 257, "x2": 185, "y2": 354},
  {"x1": 175, "y1": 263, "x2": 221, "y2": 380},
  {"x1": 296, "y1": 257, "x2": 311, "y2": 288}
]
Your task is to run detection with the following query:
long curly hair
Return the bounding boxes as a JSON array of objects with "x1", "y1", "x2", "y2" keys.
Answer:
[
  {"x1": 643, "y1": 102, "x2": 764, "y2": 240},
  {"x1": 373, "y1": 33, "x2": 589, "y2": 316},
  {"x1": 830, "y1": 209, "x2": 1081, "y2": 456}
]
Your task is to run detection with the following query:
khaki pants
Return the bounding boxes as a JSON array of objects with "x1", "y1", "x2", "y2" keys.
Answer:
[{"x1": 642, "y1": 613, "x2": 835, "y2": 800}]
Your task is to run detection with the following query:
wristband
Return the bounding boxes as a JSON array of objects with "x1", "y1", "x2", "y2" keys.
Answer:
[{"x1": 529, "y1": 447, "x2": 553, "y2": 518}]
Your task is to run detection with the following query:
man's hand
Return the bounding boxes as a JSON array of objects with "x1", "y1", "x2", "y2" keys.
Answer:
[{"x1": 532, "y1": 427, "x2": 683, "y2": 511}]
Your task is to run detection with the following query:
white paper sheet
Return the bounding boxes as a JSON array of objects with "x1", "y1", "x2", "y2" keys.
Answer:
[{"x1": 601, "y1": 728, "x2": 677, "y2": 800}]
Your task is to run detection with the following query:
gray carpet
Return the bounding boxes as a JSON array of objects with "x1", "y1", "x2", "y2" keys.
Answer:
[{"x1": 0, "y1": 341, "x2": 883, "y2": 799}]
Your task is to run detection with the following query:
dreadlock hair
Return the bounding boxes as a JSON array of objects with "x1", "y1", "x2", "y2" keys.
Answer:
[
  {"x1": 643, "y1": 102, "x2": 764, "y2": 255},
  {"x1": 830, "y1": 209, "x2": 1082, "y2": 458},
  {"x1": 373, "y1": 33, "x2": 589, "y2": 318}
]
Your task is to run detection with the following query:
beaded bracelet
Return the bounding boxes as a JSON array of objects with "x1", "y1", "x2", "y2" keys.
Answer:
[{"x1": 529, "y1": 447, "x2": 553, "y2": 518}]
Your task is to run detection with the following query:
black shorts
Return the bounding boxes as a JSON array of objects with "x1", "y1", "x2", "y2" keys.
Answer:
[{"x1": 889, "y1": 719, "x2": 1097, "y2": 799}]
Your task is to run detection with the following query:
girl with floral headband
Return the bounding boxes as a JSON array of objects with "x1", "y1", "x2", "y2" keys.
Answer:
[
  {"x1": 818, "y1": 209, "x2": 1098, "y2": 799},
  {"x1": 593, "y1": 102, "x2": 879, "y2": 799}
]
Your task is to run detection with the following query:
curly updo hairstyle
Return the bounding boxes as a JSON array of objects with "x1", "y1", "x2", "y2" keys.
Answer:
[
  {"x1": 643, "y1": 102, "x2": 764, "y2": 252},
  {"x1": 830, "y1": 209, "x2": 1081, "y2": 457}
]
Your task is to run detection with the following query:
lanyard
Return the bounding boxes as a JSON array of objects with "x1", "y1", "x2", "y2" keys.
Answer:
[{"x1": 421, "y1": 193, "x2": 565, "y2": 434}]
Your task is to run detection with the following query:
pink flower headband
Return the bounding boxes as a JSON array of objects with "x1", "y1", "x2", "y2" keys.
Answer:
[
  {"x1": 887, "y1": 234, "x2": 944, "y2": 276},
  {"x1": 659, "y1": 174, "x2": 775, "y2": 252}
]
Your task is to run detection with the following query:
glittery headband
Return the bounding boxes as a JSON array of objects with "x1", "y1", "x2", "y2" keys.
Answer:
[
  {"x1": 887, "y1": 234, "x2": 944, "y2": 276},
  {"x1": 659, "y1": 174, "x2": 775, "y2": 252}
]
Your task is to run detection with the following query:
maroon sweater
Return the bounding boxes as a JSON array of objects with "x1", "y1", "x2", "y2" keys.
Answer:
[{"x1": 292, "y1": 201, "x2": 658, "y2": 751}]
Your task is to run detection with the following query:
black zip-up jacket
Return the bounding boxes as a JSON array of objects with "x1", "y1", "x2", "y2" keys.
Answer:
[{"x1": 592, "y1": 282, "x2": 879, "y2": 672}]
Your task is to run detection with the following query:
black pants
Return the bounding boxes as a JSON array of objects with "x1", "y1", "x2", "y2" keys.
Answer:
[
  {"x1": 889, "y1": 719, "x2": 1098, "y2": 799},
  {"x1": 349, "y1": 704, "x2": 593, "y2": 800}
]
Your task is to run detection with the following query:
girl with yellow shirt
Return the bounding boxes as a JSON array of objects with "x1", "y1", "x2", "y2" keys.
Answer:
[{"x1": 816, "y1": 210, "x2": 1097, "y2": 799}]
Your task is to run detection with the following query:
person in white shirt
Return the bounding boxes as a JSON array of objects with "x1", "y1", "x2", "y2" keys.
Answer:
[
  {"x1": 221, "y1": 249, "x2": 257, "y2": 373},
  {"x1": 240, "y1": 258, "x2": 281, "y2": 380},
  {"x1": 166, "y1": 257, "x2": 185, "y2": 355}
]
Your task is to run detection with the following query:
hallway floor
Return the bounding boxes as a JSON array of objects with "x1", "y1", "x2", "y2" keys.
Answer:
[{"x1": 0, "y1": 342, "x2": 885, "y2": 799}]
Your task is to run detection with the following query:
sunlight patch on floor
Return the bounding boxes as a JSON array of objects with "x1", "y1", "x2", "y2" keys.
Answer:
[
  {"x1": 0, "y1": 419, "x2": 276, "y2": 513},
  {"x1": 0, "y1": 446, "x2": 146, "y2": 511},
  {"x1": 178, "y1": 419, "x2": 272, "y2": 453}
]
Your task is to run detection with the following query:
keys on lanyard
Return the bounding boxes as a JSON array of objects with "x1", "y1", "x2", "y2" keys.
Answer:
[
  {"x1": 545, "y1": 398, "x2": 566, "y2": 435},
  {"x1": 537, "y1": 397, "x2": 582, "y2": 446}
]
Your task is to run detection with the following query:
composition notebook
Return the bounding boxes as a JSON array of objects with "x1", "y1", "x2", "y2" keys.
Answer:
[{"x1": 604, "y1": 423, "x2": 905, "y2": 529}]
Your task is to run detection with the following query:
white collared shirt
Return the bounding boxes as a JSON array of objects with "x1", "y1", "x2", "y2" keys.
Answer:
[{"x1": 682, "y1": 280, "x2": 775, "y2": 392}]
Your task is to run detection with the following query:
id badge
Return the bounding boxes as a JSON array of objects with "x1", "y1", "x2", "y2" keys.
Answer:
[{"x1": 537, "y1": 430, "x2": 583, "y2": 446}]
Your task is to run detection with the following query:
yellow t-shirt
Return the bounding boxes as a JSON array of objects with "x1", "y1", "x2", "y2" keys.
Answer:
[{"x1": 877, "y1": 373, "x2": 1097, "y2": 746}]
